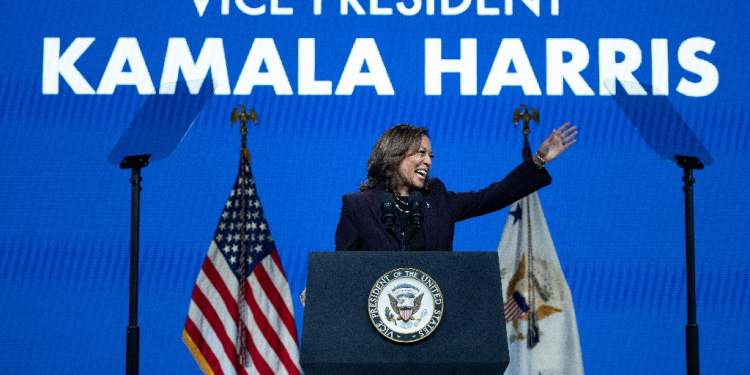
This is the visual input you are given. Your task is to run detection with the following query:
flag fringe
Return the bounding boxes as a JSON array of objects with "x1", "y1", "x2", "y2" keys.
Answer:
[{"x1": 183, "y1": 329, "x2": 216, "y2": 375}]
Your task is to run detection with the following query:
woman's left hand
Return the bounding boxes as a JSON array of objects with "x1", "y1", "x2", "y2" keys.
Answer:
[{"x1": 535, "y1": 122, "x2": 578, "y2": 165}]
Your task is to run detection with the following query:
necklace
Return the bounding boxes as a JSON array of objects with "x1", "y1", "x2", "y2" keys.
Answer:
[
  {"x1": 393, "y1": 195, "x2": 410, "y2": 213},
  {"x1": 394, "y1": 204, "x2": 410, "y2": 214}
]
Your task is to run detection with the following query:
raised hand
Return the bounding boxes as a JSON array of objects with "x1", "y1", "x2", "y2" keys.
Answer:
[{"x1": 534, "y1": 123, "x2": 578, "y2": 165}]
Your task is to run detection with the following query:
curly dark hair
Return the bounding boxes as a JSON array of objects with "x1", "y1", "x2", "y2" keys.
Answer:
[{"x1": 360, "y1": 124, "x2": 432, "y2": 194}]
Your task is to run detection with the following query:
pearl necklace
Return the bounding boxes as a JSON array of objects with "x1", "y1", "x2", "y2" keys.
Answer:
[{"x1": 393, "y1": 195, "x2": 410, "y2": 213}]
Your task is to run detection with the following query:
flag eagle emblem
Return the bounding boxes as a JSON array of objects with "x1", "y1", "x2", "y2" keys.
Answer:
[{"x1": 388, "y1": 284, "x2": 424, "y2": 322}]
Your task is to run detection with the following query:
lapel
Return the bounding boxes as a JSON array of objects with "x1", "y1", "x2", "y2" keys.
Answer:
[
  {"x1": 422, "y1": 193, "x2": 435, "y2": 250},
  {"x1": 366, "y1": 186, "x2": 403, "y2": 244}
]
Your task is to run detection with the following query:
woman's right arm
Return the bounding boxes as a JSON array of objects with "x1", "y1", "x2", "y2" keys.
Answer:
[{"x1": 334, "y1": 195, "x2": 361, "y2": 251}]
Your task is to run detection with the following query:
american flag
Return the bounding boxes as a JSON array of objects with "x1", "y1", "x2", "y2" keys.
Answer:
[
  {"x1": 504, "y1": 291, "x2": 530, "y2": 322},
  {"x1": 183, "y1": 153, "x2": 301, "y2": 375}
]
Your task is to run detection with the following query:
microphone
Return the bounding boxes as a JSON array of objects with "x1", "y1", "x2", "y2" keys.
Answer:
[
  {"x1": 380, "y1": 192, "x2": 396, "y2": 232},
  {"x1": 408, "y1": 191, "x2": 424, "y2": 230}
]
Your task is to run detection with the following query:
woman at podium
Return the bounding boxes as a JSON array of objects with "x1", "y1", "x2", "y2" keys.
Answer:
[
  {"x1": 334, "y1": 123, "x2": 577, "y2": 252},
  {"x1": 301, "y1": 123, "x2": 576, "y2": 306}
]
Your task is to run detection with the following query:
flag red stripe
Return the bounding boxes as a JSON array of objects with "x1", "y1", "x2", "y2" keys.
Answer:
[
  {"x1": 504, "y1": 300, "x2": 523, "y2": 321},
  {"x1": 198, "y1": 260, "x2": 255, "y2": 375},
  {"x1": 201, "y1": 256, "x2": 239, "y2": 321},
  {"x1": 206, "y1": 253, "x2": 276, "y2": 375},
  {"x1": 201, "y1": 255, "x2": 256, "y2": 375},
  {"x1": 269, "y1": 251, "x2": 289, "y2": 279},
  {"x1": 506, "y1": 305, "x2": 519, "y2": 316},
  {"x1": 198, "y1": 251, "x2": 293, "y2": 375},
  {"x1": 244, "y1": 278, "x2": 300, "y2": 375},
  {"x1": 269, "y1": 252, "x2": 296, "y2": 325},
  {"x1": 185, "y1": 318, "x2": 224, "y2": 375},
  {"x1": 254, "y1": 255, "x2": 298, "y2": 342},
  {"x1": 238, "y1": 303, "x2": 275, "y2": 375},
  {"x1": 192, "y1": 285, "x2": 242, "y2": 372},
  {"x1": 254, "y1": 259, "x2": 299, "y2": 353}
]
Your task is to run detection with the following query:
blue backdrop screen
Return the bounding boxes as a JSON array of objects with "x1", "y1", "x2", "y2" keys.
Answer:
[{"x1": 1, "y1": 0, "x2": 748, "y2": 373}]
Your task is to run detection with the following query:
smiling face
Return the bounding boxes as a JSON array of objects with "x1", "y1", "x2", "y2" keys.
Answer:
[
  {"x1": 395, "y1": 135, "x2": 433, "y2": 196},
  {"x1": 362, "y1": 124, "x2": 433, "y2": 194}
]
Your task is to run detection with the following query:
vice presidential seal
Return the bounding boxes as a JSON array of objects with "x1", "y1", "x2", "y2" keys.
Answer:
[{"x1": 368, "y1": 268, "x2": 444, "y2": 343}]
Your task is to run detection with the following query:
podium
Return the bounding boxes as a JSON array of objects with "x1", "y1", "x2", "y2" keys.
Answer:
[{"x1": 300, "y1": 251, "x2": 510, "y2": 375}]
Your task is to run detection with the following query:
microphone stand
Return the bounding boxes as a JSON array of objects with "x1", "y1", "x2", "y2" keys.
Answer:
[{"x1": 403, "y1": 193, "x2": 424, "y2": 252}]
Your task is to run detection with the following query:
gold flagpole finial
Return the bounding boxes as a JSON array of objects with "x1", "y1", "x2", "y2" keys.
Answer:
[
  {"x1": 230, "y1": 104, "x2": 258, "y2": 163},
  {"x1": 512, "y1": 104, "x2": 540, "y2": 160}
]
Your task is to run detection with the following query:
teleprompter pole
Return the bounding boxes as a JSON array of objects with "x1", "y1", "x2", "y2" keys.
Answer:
[
  {"x1": 675, "y1": 155, "x2": 702, "y2": 375},
  {"x1": 120, "y1": 154, "x2": 152, "y2": 375}
]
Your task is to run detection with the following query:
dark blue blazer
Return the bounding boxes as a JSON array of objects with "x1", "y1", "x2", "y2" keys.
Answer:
[{"x1": 334, "y1": 159, "x2": 552, "y2": 251}]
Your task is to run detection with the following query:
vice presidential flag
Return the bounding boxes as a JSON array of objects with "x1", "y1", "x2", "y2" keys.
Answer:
[
  {"x1": 183, "y1": 153, "x2": 301, "y2": 375},
  {"x1": 498, "y1": 192, "x2": 584, "y2": 375}
]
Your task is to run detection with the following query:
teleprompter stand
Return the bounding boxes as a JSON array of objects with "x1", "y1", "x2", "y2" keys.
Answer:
[
  {"x1": 119, "y1": 155, "x2": 151, "y2": 375},
  {"x1": 607, "y1": 80, "x2": 712, "y2": 375},
  {"x1": 109, "y1": 80, "x2": 214, "y2": 375},
  {"x1": 675, "y1": 155, "x2": 703, "y2": 375}
]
